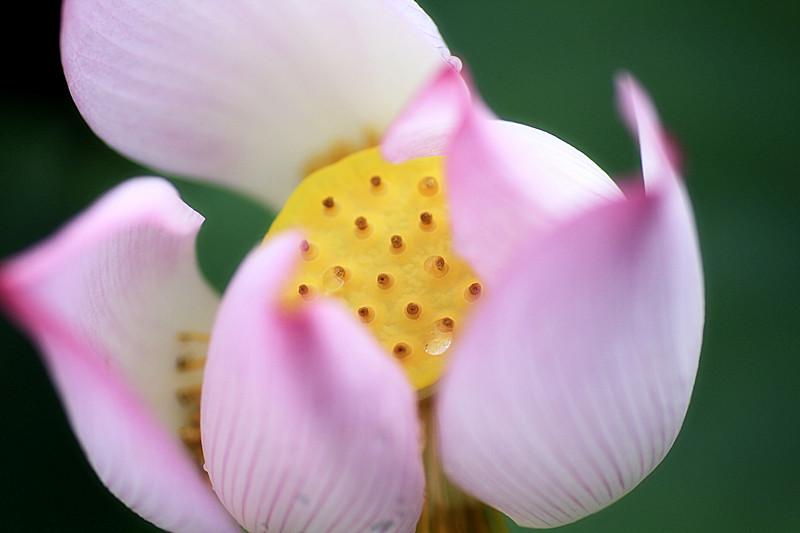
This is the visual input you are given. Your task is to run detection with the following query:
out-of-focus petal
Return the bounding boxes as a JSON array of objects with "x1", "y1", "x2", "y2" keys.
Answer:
[
  {"x1": 447, "y1": 108, "x2": 623, "y2": 284},
  {"x1": 0, "y1": 178, "x2": 237, "y2": 532},
  {"x1": 202, "y1": 233, "x2": 425, "y2": 533},
  {"x1": 61, "y1": 0, "x2": 450, "y2": 207},
  {"x1": 615, "y1": 72, "x2": 679, "y2": 193},
  {"x1": 436, "y1": 81, "x2": 704, "y2": 528},
  {"x1": 381, "y1": 0, "x2": 461, "y2": 70},
  {"x1": 381, "y1": 63, "x2": 471, "y2": 163}
]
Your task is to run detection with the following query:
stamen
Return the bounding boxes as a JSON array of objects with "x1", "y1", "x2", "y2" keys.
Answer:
[
  {"x1": 418, "y1": 176, "x2": 439, "y2": 196},
  {"x1": 176, "y1": 384, "x2": 202, "y2": 406},
  {"x1": 369, "y1": 175, "x2": 388, "y2": 196},
  {"x1": 354, "y1": 216, "x2": 372, "y2": 238},
  {"x1": 178, "y1": 425, "x2": 201, "y2": 445},
  {"x1": 464, "y1": 282, "x2": 482, "y2": 302},
  {"x1": 322, "y1": 196, "x2": 340, "y2": 217},
  {"x1": 176, "y1": 355, "x2": 207, "y2": 372},
  {"x1": 393, "y1": 342, "x2": 412, "y2": 358},
  {"x1": 357, "y1": 306, "x2": 375, "y2": 324},
  {"x1": 298, "y1": 283, "x2": 317, "y2": 300},
  {"x1": 424, "y1": 255, "x2": 449, "y2": 278},
  {"x1": 419, "y1": 211, "x2": 436, "y2": 231},
  {"x1": 405, "y1": 302, "x2": 422, "y2": 319},
  {"x1": 177, "y1": 332, "x2": 210, "y2": 343},
  {"x1": 390, "y1": 234, "x2": 406, "y2": 254},
  {"x1": 377, "y1": 272, "x2": 395, "y2": 290},
  {"x1": 299, "y1": 239, "x2": 319, "y2": 261}
]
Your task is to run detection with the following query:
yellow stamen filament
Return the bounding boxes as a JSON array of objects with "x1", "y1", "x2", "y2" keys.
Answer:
[
  {"x1": 176, "y1": 384, "x2": 202, "y2": 406},
  {"x1": 177, "y1": 332, "x2": 210, "y2": 343},
  {"x1": 176, "y1": 355, "x2": 207, "y2": 372}
]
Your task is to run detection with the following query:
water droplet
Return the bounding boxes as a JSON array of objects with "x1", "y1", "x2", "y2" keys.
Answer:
[
  {"x1": 424, "y1": 318, "x2": 454, "y2": 356},
  {"x1": 424, "y1": 255, "x2": 449, "y2": 278},
  {"x1": 418, "y1": 176, "x2": 439, "y2": 196},
  {"x1": 323, "y1": 266, "x2": 347, "y2": 291}
]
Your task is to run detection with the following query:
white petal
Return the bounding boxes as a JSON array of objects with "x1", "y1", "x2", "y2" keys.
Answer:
[{"x1": 62, "y1": 0, "x2": 451, "y2": 207}]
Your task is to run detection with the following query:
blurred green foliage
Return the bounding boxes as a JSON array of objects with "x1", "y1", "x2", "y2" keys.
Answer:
[{"x1": 1, "y1": 1, "x2": 798, "y2": 531}]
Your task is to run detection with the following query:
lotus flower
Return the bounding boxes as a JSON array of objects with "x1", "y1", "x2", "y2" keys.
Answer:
[{"x1": 0, "y1": 1, "x2": 703, "y2": 532}]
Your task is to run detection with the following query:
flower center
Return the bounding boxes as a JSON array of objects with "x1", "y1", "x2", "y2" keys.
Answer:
[{"x1": 266, "y1": 147, "x2": 481, "y2": 391}]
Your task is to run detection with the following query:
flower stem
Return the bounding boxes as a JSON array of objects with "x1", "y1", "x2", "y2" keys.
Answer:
[{"x1": 417, "y1": 397, "x2": 508, "y2": 533}]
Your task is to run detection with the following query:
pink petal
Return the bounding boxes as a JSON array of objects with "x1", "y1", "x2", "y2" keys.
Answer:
[
  {"x1": 0, "y1": 178, "x2": 237, "y2": 533},
  {"x1": 447, "y1": 106, "x2": 623, "y2": 284},
  {"x1": 61, "y1": 0, "x2": 452, "y2": 207},
  {"x1": 436, "y1": 82, "x2": 704, "y2": 528},
  {"x1": 381, "y1": 63, "x2": 472, "y2": 163},
  {"x1": 383, "y1": 64, "x2": 622, "y2": 283},
  {"x1": 202, "y1": 233, "x2": 425, "y2": 533},
  {"x1": 614, "y1": 72, "x2": 680, "y2": 193}
]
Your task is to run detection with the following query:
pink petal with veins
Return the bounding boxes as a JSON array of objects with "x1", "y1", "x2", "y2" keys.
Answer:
[
  {"x1": 0, "y1": 178, "x2": 237, "y2": 533},
  {"x1": 202, "y1": 233, "x2": 425, "y2": 533},
  {"x1": 436, "y1": 76, "x2": 703, "y2": 527}
]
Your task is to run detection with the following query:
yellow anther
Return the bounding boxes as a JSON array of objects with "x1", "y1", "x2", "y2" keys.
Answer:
[
  {"x1": 266, "y1": 147, "x2": 481, "y2": 390},
  {"x1": 176, "y1": 384, "x2": 202, "y2": 406},
  {"x1": 176, "y1": 355, "x2": 207, "y2": 372}
]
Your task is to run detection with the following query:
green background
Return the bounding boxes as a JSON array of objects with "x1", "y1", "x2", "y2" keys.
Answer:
[{"x1": 1, "y1": 1, "x2": 798, "y2": 531}]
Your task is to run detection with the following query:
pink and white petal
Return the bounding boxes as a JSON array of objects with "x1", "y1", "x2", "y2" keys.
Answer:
[
  {"x1": 381, "y1": 0, "x2": 461, "y2": 70},
  {"x1": 436, "y1": 139, "x2": 704, "y2": 529},
  {"x1": 61, "y1": 0, "x2": 451, "y2": 207},
  {"x1": 202, "y1": 233, "x2": 425, "y2": 533},
  {"x1": 381, "y1": 64, "x2": 472, "y2": 163},
  {"x1": 615, "y1": 72, "x2": 681, "y2": 193},
  {"x1": 447, "y1": 104, "x2": 623, "y2": 284},
  {"x1": 0, "y1": 178, "x2": 237, "y2": 533}
]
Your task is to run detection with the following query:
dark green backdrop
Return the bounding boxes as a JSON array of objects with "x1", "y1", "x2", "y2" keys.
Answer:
[{"x1": 2, "y1": 2, "x2": 798, "y2": 531}]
